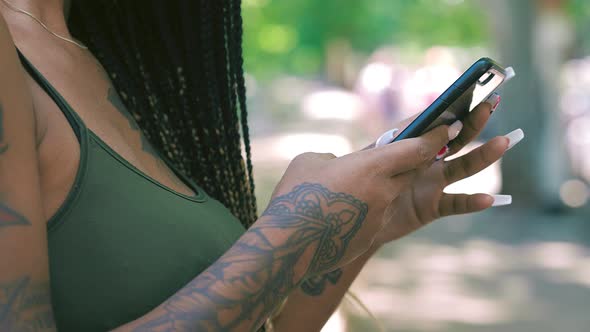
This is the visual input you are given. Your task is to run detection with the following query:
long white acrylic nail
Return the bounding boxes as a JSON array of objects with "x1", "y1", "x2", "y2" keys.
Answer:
[
  {"x1": 504, "y1": 128, "x2": 524, "y2": 151},
  {"x1": 492, "y1": 194, "x2": 512, "y2": 207},
  {"x1": 448, "y1": 120, "x2": 463, "y2": 140},
  {"x1": 504, "y1": 66, "x2": 516, "y2": 82},
  {"x1": 375, "y1": 128, "x2": 399, "y2": 147}
]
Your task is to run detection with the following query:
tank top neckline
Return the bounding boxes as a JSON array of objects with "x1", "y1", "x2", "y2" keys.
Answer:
[{"x1": 15, "y1": 48, "x2": 208, "y2": 208}]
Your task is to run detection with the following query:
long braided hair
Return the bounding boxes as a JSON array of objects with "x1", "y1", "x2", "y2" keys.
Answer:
[{"x1": 68, "y1": 0, "x2": 258, "y2": 228}]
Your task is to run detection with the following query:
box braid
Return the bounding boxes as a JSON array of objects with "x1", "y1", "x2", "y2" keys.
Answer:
[{"x1": 68, "y1": 0, "x2": 258, "y2": 228}]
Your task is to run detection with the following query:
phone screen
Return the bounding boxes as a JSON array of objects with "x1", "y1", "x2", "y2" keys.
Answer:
[
  {"x1": 393, "y1": 65, "x2": 507, "y2": 141},
  {"x1": 423, "y1": 68, "x2": 506, "y2": 132}
]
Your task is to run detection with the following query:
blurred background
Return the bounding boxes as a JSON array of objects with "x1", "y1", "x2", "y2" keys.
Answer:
[{"x1": 241, "y1": 0, "x2": 590, "y2": 331}]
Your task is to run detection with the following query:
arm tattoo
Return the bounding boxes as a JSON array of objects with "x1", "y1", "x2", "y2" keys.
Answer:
[
  {"x1": 0, "y1": 102, "x2": 8, "y2": 154},
  {"x1": 0, "y1": 104, "x2": 33, "y2": 228},
  {"x1": 300, "y1": 268, "x2": 343, "y2": 296},
  {"x1": 131, "y1": 183, "x2": 368, "y2": 331},
  {"x1": 0, "y1": 103, "x2": 31, "y2": 229},
  {"x1": 0, "y1": 276, "x2": 56, "y2": 331},
  {"x1": 0, "y1": 204, "x2": 30, "y2": 229}
]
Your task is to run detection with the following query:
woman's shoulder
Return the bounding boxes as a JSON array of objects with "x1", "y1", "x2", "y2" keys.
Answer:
[
  {"x1": 0, "y1": 13, "x2": 14, "y2": 59},
  {"x1": 0, "y1": 14, "x2": 23, "y2": 86},
  {"x1": 0, "y1": 13, "x2": 38, "y2": 141}
]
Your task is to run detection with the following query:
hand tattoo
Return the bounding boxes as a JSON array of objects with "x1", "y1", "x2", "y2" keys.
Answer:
[
  {"x1": 300, "y1": 269, "x2": 344, "y2": 296},
  {"x1": 0, "y1": 276, "x2": 55, "y2": 331},
  {"x1": 261, "y1": 183, "x2": 367, "y2": 274},
  {"x1": 130, "y1": 183, "x2": 368, "y2": 331}
]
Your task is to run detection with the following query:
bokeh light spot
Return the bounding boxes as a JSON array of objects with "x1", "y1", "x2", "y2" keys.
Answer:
[
  {"x1": 258, "y1": 24, "x2": 298, "y2": 54},
  {"x1": 559, "y1": 179, "x2": 589, "y2": 208}
]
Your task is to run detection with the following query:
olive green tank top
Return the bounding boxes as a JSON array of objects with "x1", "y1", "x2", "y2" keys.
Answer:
[{"x1": 17, "y1": 50, "x2": 247, "y2": 331}]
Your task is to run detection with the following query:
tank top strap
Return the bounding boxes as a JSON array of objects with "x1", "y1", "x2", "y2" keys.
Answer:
[{"x1": 16, "y1": 48, "x2": 86, "y2": 141}]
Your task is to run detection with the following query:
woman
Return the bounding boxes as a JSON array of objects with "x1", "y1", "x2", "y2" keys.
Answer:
[{"x1": 0, "y1": 0, "x2": 521, "y2": 331}]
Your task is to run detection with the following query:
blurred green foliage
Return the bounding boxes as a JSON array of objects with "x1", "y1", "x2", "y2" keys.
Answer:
[
  {"x1": 567, "y1": 0, "x2": 590, "y2": 25},
  {"x1": 567, "y1": 0, "x2": 590, "y2": 55},
  {"x1": 242, "y1": 0, "x2": 488, "y2": 79}
]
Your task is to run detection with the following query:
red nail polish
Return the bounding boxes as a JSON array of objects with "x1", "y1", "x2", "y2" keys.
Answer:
[
  {"x1": 485, "y1": 93, "x2": 501, "y2": 113},
  {"x1": 436, "y1": 145, "x2": 449, "y2": 161},
  {"x1": 492, "y1": 96, "x2": 501, "y2": 112}
]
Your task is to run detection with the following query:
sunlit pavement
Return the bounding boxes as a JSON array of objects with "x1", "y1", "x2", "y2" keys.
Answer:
[{"x1": 345, "y1": 207, "x2": 590, "y2": 332}]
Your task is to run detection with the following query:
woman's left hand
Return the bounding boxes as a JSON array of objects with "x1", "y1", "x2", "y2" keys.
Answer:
[{"x1": 371, "y1": 100, "x2": 520, "y2": 246}]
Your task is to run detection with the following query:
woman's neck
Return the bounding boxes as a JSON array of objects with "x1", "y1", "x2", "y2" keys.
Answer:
[{"x1": 0, "y1": 0, "x2": 72, "y2": 41}]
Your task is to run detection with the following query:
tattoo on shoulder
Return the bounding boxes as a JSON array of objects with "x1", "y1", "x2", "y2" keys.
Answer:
[
  {"x1": 300, "y1": 268, "x2": 344, "y2": 296},
  {"x1": 131, "y1": 183, "x2": 368, "y2": 331},
  {"x1": 107, "y1": 88, "x2": 160, "y2": 160},
  {"x1": 0, "y1": 276, "x2": 56, "y2": 331},
  {"x1": 0, "y1": 204, "x2": 31, "y2": 229},
  {"x1": 106, "y1": 87, "x2": 189, "y2": 191},
  {"x1": 0, "y1": 102, "x2": 9, "y2": 154},
  {"x1": 107, "y1": 87, "x2": 139, "y2": 131}
]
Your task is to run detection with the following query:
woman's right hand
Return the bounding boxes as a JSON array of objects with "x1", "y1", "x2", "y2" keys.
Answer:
[
  {"x1": 117, "y1": 127, "x2": 456, "y2": 332},
  {"x1": 262, "y1": 122, "x2": 461, "y2": 276}
]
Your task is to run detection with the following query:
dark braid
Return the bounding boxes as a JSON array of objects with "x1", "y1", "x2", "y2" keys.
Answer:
[
  {"x1": 231, "y1": 0, "x2": 257, "y2": 223},
  {"x1": 69, "y1": 0, "x2": 258, "y2": 228}
]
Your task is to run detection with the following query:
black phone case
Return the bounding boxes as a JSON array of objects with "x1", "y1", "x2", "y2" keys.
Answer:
[{"x1": 392, "y1": 57, "x2": 506, "y2": 142}]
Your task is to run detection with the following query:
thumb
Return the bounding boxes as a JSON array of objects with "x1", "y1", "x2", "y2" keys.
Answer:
[{"x1": 371, "y1": 120, "x2": 463, "y2": 175}]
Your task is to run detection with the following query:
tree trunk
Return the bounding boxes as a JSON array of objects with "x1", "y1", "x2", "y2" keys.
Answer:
[{"x1": 486, "y1": 0, "x2": 570, "y2": 209}]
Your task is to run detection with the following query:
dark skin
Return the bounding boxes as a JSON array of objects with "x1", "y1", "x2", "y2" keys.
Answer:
[{"x1": 0, "y1": 1, "x2": 512, "y2": 331}]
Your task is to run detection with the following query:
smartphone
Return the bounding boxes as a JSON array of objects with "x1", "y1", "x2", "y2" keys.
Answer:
[{"x1": 392, "y1": 57, "x2": 508, "y2": 142}]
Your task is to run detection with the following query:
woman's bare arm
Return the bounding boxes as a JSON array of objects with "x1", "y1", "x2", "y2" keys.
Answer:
[
  {"x1": 272, "y1": 245, "x2": 379, "y2": 332},
  {"x1": 0, "y1": 17, "x2": 56, "y2": 331},
  {"x1": 115, "y1": 182, "x2": 369, "y2": 331}
]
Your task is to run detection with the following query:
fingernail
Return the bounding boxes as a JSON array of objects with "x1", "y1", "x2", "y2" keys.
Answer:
[
  {"x1": 504, "y1": 66, "x2": 516, "y2": 82},
  {"x1": 448, "y1": 120, "x2": 463, "y2": 140},
  {"x1": 485, "y1": 92, "x2": 501, "y2": 113},
  {"x1": 504, "y1": 128, "x2": 524, "y2": 151},
  {"x1": 491, "y1": 194, "x2": 512, "y2": 207},
  {"x1": 375, "y1": 128, "x2": 399, "y2": 147},
  {"x1": 436, "y1": 145, "x2": 449, "y2": 161}
]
